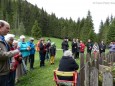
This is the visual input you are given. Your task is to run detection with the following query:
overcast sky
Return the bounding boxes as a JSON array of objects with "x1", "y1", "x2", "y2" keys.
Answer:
[{"x1": 27, "y1": 0, "x2": 115, "y2": 33}]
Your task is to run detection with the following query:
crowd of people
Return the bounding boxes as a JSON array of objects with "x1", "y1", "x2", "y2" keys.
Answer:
[
  {"x1": 60, "y1": 37, "x2": 115, "y2": 86},
  {"x1": 0, "y1": 20, "x2": 115, "y2": 86},
  {"x1": 0, "y1": 20, "x2": 57, "y2": 86},
  {"x1": 62, "y1": 37, "x2": 115, "y2": 60}
]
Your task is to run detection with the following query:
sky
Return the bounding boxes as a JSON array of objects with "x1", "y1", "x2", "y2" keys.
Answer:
[{"x1": 26, "y1": 0, "x2": 115, "y2": 33}]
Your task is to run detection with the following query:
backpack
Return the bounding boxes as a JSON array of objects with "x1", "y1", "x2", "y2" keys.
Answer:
[{"x1": 36, "y1": 41, "x2": 40, "y2": 52}]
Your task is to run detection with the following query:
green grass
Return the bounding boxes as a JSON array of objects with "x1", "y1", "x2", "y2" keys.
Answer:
[
  {"x1": 16, "y1": 36, "x2": 110, "y2": 86},
  {"x1": 15, "y1": 36, "x2": 111, "y2": 86},
  {"x1": 16, "y1": 50, "x2": 62, "y2": 86},
  {"x1": 16, "y1": 37, "x2": 75, "y2": 86},
  {"x1": 16, "y1": 50, "x2": 80, "y2": 86}
]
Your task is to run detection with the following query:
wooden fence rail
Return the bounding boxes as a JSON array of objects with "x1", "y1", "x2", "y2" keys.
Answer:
[{"x1": 80, "y1": 52, "x2": 115, "y2": 86}]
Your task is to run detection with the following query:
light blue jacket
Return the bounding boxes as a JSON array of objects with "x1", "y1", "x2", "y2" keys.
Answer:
[{"x1": 18, "y1": 41, "x2": 30, "y2": 58}]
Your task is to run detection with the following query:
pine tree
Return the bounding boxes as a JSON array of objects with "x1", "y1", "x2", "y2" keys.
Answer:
[
  {"x1": 98, "y1": 20, "x2": 104, "y2": 42},
  {"x1": 107, "y1": 19, "x2": 115, "y2": 44},
  {"x1": 31, "y1": 20, "x2": 42, "y2": 39},
  {"x1": 17, "y1": 22, "x2": 25, "y2": 36}
]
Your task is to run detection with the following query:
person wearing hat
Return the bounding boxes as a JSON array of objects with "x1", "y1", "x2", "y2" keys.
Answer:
[
  {"x1": 61, "y1": 37, "x2": 69, "y2": 53},
  {"x1": 49, "y1": 42, "x2": 56, "y2": 65},
  {"x1": 0, "y1": 20, "x2": 19, "y2": 86},
  {"x1": 27, "y1": 37, "x2": 35, "y2": 70}
]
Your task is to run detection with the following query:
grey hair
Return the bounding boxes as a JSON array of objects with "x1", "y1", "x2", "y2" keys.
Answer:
[
  {"x1": 13, "y1": 40, "x2": 18, "y2": 44},
  {"x1": 20, "y1": 35, "x2": 25, "y2": 39},
  {"x1": 29, "y1": 37, "x2": 34, "y2": 41},
  {"x1": 5, "y1": 34, "x2": 15, "y2": 42},
  {"x1": 64, "y1": 50, "x2": 72, "y2": 57}
]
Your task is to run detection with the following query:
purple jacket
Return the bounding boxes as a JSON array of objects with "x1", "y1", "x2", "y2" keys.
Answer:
[{"x1": 109, "y1": 44, "x2": 115, "y2": 52}]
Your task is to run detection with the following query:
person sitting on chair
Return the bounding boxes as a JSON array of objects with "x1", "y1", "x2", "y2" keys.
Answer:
[{"x1": 58, "y1": 50, "x2": 79, "y2": 81}]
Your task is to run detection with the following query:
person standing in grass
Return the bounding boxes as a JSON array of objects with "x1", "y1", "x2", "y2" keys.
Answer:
[
  {"x1": 0, "y1": 20, "x2": 19, "y2": 86},
  {"x1": 99, "y1": 41, "x2": 106, "y2": 56},
  {"x1": 109, "y1": 41, "x2": 115, "y2": 53},
  {"x1": 13, "y1": 40, "x2": 24, "y2": 83},
  {"x1": 71, "y1": 38, "x2": 78, "y2": 59},
  {"x1": 86, "y1": 39, "x2": 93, "y2": 56},
  {"x1": 27, "y1": 37, "x2": 35, "y2": 70},
  {"x1": 39, "y1": 38, "x2": 46, "y2": 67},
  {"x1": 61, "y1": 37, "x2": 69, "y2": 53},
  {"x1": 5, "y1": 34, "x2": 22, "y2": 86},
  {"x1": 92, "y1": 42, "x2": 99, "y2": 59},
  {"x1": 79, "y1": 40, "x2": 85, "y2": 54},
  {"x1": 49, "y1": 42, "x2": 56, "y2": 65},
  {"x1": 45, "y1": 39, "x2": 51, "y2": 61},
  {"x1": 108, "y1": 41, "x2": 115, "y2": 62},
  {"x1": 18, "y1": 35, "x2": 30, "y2": 73},
  {"x1": 76, "y1": 39, "x2": 80, "y2": 59}
]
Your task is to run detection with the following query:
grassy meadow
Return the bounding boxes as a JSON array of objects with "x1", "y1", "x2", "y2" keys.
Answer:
[{"x1": 16, "y1": 37, "x2": 80, "y2": 86}]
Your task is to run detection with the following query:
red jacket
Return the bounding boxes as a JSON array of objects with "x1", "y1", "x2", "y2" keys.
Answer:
[
  {"x1": 10, "y1": 45, "x2": 22, "y2": 71},
  {"x1": 80, "y1": 43, "x2": 85, "y2": 53}
]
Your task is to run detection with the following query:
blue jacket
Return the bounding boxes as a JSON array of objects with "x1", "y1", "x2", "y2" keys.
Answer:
[
  {"x1": 18, "y1": 41, "x2": 30, "y2": 58},
  {"x1": 27, "y1": 41, "x2": 35, "y2": 55}
]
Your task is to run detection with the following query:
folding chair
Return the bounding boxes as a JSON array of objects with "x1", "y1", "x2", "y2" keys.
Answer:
[{"x1": 53, "y1": 70, "x2": 78, "y2": 86}]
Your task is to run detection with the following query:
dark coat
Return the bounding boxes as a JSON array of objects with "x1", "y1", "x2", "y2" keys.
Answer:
[
  {"x1": 86, "y1": 42, "x2": 93, "y2": 53},
  {"x1": 46, "y1": 42, "x2": 51, "y2": 52},
  {"x1": 61, "y1": 41, "x2": 69, "y2": 50},
  {"x1": 49, "y1": 46, "x2": 56, "y2": 56},
  {"x1": 39, "y1": 42, "x2": 46, "y2": 54},
  {"x1": 71, "y1": 42, "x2": 78, "y2": 53},
  {"x1": 99, "y1": 43, "x2": 106, "y2": 53},
  {"x1": 58, "y1": 56, "x2": 79, "y2": 80}
]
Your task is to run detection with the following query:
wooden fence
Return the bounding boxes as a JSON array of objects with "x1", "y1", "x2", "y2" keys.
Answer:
[{"x1": 79, "y1": 52, "x2": 115, "y2": 86}]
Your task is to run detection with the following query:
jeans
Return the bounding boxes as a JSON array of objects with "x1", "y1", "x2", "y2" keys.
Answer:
[
  {"x1": 22, "y1": 59, "x2": 27, "y2": 74},
  {"x1": 45, "y1": 51, "x2": 49, "y2": 60}
]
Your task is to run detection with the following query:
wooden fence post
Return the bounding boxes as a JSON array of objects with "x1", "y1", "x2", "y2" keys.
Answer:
[
  {"x1": 86, "y1": 53, "x2": 90, "y2": 62},
  {"x1": 91, "y1": 52, "x2": 99, "y2": 69},
  {"x1": 101, "y1": 52, "x2": 106, "y2": 65},
  {"x1": 106, "y1": 53, "x2": 109, "y2": 66},
  {"x1": 90, "y1": 67, "x2": 98, "y2": 86},
  {"x1": 99, "y1": 53, "x2": 102, "y2": 65},
  {"x1": 96, "y1": 53, "x2": 99, "y2": 70},
  {"x1": 110, "y1": 53, "x2": 113, "y2": 66},
  {"x1": 107, "y1": 53, "x2": 112, "y2": 66},
  {"x1": 85, "y1": 62, "x2": 90, "y2": 86},
  {"x1": 102, "y1": 72, "x2": 113, "y2": 86},
  {"x1": 80, "y1": 53, "x2": 85, "y2": 86},
  {"x1": 111, "y1": 52, "x2": 115, "y2": 62}
]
